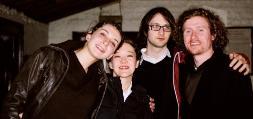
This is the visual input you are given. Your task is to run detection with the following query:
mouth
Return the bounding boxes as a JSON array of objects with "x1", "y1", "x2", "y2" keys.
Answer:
[
  {"x1": 96, "y1": 44, "x2": 105, "y2": 53},
  {"x1": 119, "y1": 66, "x2": 129, "y2": 70},
  {"x1": 190, "y1": 41, "x2": 200, "y2": 46},
  {"x1": 191, "y1": 43, "x2": 200, "y2": 45},
  {"x1": 157, "y1": 37, "x2": 165, "y2": 41}
]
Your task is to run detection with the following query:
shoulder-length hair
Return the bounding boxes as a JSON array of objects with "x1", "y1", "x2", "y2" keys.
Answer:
[{"x1": 137, "y1": 7, "x2": 176, "y2": 49}]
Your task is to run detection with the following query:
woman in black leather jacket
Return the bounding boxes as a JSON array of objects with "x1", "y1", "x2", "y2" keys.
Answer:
[{"x1": 0, "y1": 21, "x2": 123, "y2": 119}]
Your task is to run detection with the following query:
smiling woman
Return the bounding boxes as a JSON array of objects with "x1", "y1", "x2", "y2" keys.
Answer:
[
  {"x1": 0, "y1": 20, "x2": 123, "y2": 119},
  {"x1": 93, "y1": 37, "x2": 152, "y2": 119}
]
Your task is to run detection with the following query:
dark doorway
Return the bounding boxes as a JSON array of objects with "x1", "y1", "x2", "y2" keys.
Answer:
[{"x1": 0, "y1": 17, "x2": 24, "y2": 107}]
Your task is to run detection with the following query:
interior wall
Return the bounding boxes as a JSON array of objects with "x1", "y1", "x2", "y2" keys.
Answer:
[
  {"x1": 49, "y1": 0, "x2": 253, "y2": 44},
  {"x1": 1, "y1": 0, "x2": 252, "y2": 58},
  {"x1": 0, "y1": 4, "x2": 48, "y2": 55}
]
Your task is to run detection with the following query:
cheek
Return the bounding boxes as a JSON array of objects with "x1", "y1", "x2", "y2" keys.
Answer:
[
  {"x1": 147, "y1": 31, "x2": 155, "y2": 39},
  {"x1": 165, "y1": 32, "x2": 171, "y2": 38},
  {"x1": 184, "y1": 36, "x2": 190, "y2": 44},
  {"x1": 105, "y1": 47, "x2": 115, "y2": 56},
  {"x1": 202, "y1": 35, "x2": 212, "y2": 44},
  {"x1": 110, "y1": 60, "x2": 119, "y2": 69},
  {"x1": 130, "y1": 60, "x2": 138, "y2": 69}
]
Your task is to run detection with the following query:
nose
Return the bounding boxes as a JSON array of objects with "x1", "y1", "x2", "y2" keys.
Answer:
[
  {"x1": 102, "y1": 38, "x2": 110, "y2": 46},
  {"x1": 158, "y1": 27, "x2": 165, "y2": 35},
  {"x1": 120, "y1": 57, "x2": 128, "y2": 64},
  {"x1": 191, "y1": 31, "x2": 197, "y2": 39}
]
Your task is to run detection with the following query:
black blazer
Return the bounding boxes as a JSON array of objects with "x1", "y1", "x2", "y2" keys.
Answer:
[{"x1": 179, "y1": 51, "x2": 253, "y2": 119}]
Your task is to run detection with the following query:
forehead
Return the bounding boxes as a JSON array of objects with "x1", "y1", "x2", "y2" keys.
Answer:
[
  {"x1": 99, "y1": 24, "x2": 121, "y2": 40},
  {"x1": 149, "y1": 13, "x2": 169, "y2": 25},
  {"x1": 99, "y1": 24, "x2": 118, "y2": 32},
  {"x1": 117, "y1": 43, "x2": 135, "y2": 52},
  {"x1": 184, "y1": 16, "x2": 209, "y2": 28}
]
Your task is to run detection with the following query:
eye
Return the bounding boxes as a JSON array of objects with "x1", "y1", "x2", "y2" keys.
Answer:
[
  {"x1": 184, "y1": 29, "x2": 191, "y2": 34},
  {"x1": 199, "y1": 29, "x2": 204, "y2": 32},
  {"x1": 109, "y1": 40, "x2": 116, "y2": 47},
  {"x1": 110, "y1": 41, "x2": 116, "y2": 47},
  {"x1": 164, "y1": 25, "x2": 171, "y2": 29},
  {"x1": 153, "y1": 25, "x2": 160, "y2": 28},
  {"x1": 100, "y1": 32, "x2": 106, "y2": 37},
  {"x1": 113, "y1": 55, "x2": 120, "y2": 58},
  {"x1": 127, "y1": 54, "x2": 134, "y2": 58}
]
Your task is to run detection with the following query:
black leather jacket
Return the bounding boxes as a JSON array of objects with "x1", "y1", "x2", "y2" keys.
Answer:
[{"x1": 1, "y1": 40, "x2": 108, "y2": 119}]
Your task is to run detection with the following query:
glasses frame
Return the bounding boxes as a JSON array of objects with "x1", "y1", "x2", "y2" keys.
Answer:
[{"x1": 149, "y1": 24, "x2": 171, "y2": 32}]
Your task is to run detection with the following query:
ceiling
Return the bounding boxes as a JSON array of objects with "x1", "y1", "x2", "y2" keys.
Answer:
[{"x1": 0, "y1": 0, "x2": 119, "y2": 23}]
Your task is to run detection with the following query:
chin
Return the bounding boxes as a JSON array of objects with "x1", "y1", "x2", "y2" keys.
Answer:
[{"x1": 188, "y1": 50, "x2": 196, "y2": 54}]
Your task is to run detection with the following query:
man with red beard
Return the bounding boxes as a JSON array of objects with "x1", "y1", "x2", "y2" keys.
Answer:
[{"x1": 177, "y1": 8, "x2": 253, "y2": 119}]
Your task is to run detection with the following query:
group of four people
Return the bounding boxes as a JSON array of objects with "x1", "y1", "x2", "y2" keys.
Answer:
[{"x1": 1, "y1": 6, "x2": 252, "y2": 119}]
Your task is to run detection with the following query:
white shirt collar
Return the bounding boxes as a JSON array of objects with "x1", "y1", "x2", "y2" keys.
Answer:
[
  {"x1": 140, "y1": 47, "x2": 171, "y2": 64},
  {"x1": 123, "y1": 81, "x2": 132, "y2": 102}
]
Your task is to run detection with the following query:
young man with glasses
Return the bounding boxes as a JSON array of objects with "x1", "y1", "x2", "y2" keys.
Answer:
[{"x1": 134, "y1": 7, "x2": 250, "y2": 119}]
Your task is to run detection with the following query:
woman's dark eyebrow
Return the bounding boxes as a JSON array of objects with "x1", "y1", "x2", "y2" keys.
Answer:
[
  {"x1": 101, "y1": 28, "x2": 119, "y2": 44},
  {"x1": 127, "y1": 50, "x2": 135, "y2": 53}
]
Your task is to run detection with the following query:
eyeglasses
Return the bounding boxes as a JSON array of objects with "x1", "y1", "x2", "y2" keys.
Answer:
[{"x1": 149, "y1": 24, "x2": 171, "y2": 32}]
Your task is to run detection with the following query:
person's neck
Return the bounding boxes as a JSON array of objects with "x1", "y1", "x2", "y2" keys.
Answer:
[
  {"x1": 193, "y1": 49, "x2": 214, "y2": 68},
  {"x1": 145, "y1": 44, "x2": 167, "y2": 58},
  {"x1": 120, "y1": 76, "x2": 132, "y2": 93},
  {"x1": 75, "y1": 46, "x2": 97, "y2": 72}
]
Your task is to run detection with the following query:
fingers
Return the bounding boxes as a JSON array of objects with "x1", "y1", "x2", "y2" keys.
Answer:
[
  {"x1": 229, "y1": 52, "x2": 236, "y2": 59},
  {"x1": 229, "y1": 52, "x2": 247, "y2": 68},
  {"x1": 19, "y1": 113, "x2": 23, "y2": 118},
  {"x1": 229, "y1": 52, "x2": 246, "y2": 62},
  {"x1": 229, "y1": 52, "x2": 241, "y2": 67},
  {"x1": 229, "y1": 53, "x2": 251, "y2": 75},
  {"x1": 243, "y1": 68, "x2": 250, "y2": 76},
  {"x1": 150, "y1": 97, "x2": 154, "y2": 102},
  {"x1": 239, "y1": 64, "x2": 250, "y2": 75},
  {"x1": 232, "y1": 60, "x2": 243, "y2": 70},
  {"x1": 149, "y1": 102, "x2": 155, "y2": 112},
  {"x1": 229, "y1": 58, "x2": 237, "y2": 67},
  {"x1": 149, "y1": 97, "x2": 155, "y2": 112}
]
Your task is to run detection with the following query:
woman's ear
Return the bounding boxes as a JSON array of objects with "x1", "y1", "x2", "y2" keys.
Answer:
[
  {"x1": 85, "y1": 31, "x2": 92, "y2": 41},
  {"x1": 108, "y1": 61, "x2": 113, "y2": 69},
  {"x1": 135, "y1": 60, "x2": 140, "y2": 68},
  {"x1": 107, "y1": 54, "x2": 113, "y2": 60}
]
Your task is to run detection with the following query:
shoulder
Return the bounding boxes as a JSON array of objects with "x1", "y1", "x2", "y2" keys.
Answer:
[
  {"x1": 133, "y1": 85, "x2": 147, "y2": 94},
  {"x1": 132, "y1": 85, "x2": 150, "y2": 102},
  {"x1": 34, "y1": 45, "x2": 67, "y2": 60},
  {"x1": 51, "y1": 40, "x2": 85, "y2": 51},
  {"x1": 209, "y1": 51, "x2": 230, "y2": 69},
  {"x1": 25, "y1": 44, "x2": 70, "y2": 69},
  {"x1": 213, "y1": 52, "x2": 249, "y2": 79}
]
